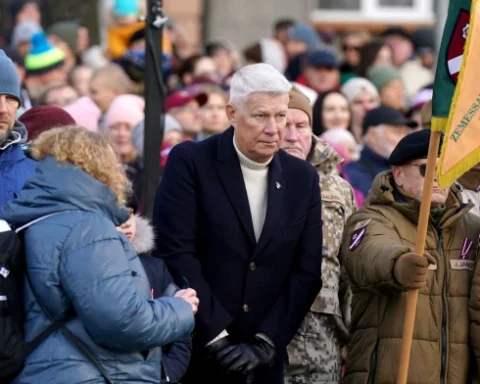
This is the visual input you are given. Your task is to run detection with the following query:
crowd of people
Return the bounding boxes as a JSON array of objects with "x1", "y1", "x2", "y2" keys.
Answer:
[{"x1": 2, "y1": 0, "x2": 480, "y2": 384}]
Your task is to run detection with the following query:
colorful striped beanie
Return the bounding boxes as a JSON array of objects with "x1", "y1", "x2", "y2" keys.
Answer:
[{"x1": 25, "y1": 32, "x2": 65, "y2": 75}]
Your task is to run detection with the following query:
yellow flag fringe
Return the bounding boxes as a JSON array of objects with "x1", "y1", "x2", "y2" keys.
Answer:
[
  {"x1": 431, "y1": 117, "x2": 448, "y2": 133},
  {"x1": 437, "y1": 0, "x2": 480, "y2": 187}
]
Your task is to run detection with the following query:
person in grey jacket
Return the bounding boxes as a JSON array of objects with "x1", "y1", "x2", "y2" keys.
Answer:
[{"x1": 1, "y1": 126, "x2": 198, "y2": 384}]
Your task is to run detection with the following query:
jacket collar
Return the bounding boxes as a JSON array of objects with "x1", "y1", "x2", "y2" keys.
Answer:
[
  {"x1": 0, "y1": 120, "x2": 28, "y2": 151},
  {"x1": 366, "y1": 171, "x2": 473, "y2": 228},
  {"x1": 360, "y1": 146, "x2": 391, "y2": 169}
]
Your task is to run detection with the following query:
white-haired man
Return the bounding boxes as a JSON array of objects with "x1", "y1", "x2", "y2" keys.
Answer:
[{"x1": 153, "y1": 63, "x2": 323, "y2": 383}]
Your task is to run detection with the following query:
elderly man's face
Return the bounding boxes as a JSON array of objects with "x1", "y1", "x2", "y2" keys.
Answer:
[
  {"x1": 393, "y1": 158, "x2": 449, "y2": 205},
  {"x1": 228, "y1": 93, "x2": 289, "y2": 163},
  {"x1": 0, "y1": 95, "x2": 19, "y2": 141},
  {"x1": 282, "y1": 108, "x2": 312, "y2": 160},
  {"x1": 366, "y1": 124, "x2": 412, "y2": 159}
]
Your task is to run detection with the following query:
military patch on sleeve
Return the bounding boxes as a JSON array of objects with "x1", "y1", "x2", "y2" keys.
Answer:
[
  {"x1": 349, "y1": 219, "x2": 370, "y2": 251},
  {"x1": 349, "y1": 227, "x2": 366, "y2": 251},
  {"x1": 321, "y1": 191, "x2": 343, "y2": 204}
]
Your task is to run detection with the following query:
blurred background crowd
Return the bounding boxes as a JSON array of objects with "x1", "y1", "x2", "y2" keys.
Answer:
[{"x1": 0, "y1": 0, "x2": 442, "y2": 208}]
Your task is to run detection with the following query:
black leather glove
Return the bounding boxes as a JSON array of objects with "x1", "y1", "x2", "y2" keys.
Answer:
[
  {"x1": 204, "y1": 337, "x2": 232, "y2": 362},
  {"x1": 216, "y1": 337, "x2": 276, "y2": 376}
]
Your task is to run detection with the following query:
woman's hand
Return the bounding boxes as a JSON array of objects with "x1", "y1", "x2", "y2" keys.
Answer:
[{"x1": 174, "y1": 288, "x2": 199, "y2": 314}]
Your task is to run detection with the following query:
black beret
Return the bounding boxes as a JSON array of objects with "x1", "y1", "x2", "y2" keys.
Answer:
[{"x1": 389, "y1": 129, "x2": 443, "y2": 166}]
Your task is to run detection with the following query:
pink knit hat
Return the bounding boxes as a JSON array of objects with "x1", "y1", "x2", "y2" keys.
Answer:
[
  {"x1": 63, "y1": 97, "x2": 101, "y2": 132},
  {"x1": 105, "y1": 94, "x2": 145, "y2": 129}
]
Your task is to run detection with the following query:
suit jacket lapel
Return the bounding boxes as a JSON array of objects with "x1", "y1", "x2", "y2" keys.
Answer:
[
  {"x1": 253, "y1": 154, "x2": 285, "y2": 258},
  {"x1": 217, "y1": 127, "x2": 256, "y2": 244}
]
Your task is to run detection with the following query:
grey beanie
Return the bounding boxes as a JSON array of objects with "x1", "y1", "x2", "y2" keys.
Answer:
[
  {"x1": 10, "y1": 21, "x2": 42, "y2": 49},
  {"x1": 0, "y1": 50, "x2": 21, "y2": 103}
]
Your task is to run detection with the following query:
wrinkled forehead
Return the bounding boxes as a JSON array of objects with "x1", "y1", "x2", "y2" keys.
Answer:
[{"x1": 242, "y1": 92, "x2": 289, "y2": 112}]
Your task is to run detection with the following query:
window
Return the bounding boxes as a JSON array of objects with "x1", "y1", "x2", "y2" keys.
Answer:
[
  {"x1": 318, "y1": 0, "x2": 361, "y2": 9},
  {"x1": 311, "y1": 0, "x2": 434, "y2": 25},
  {"x1": 379, "y1": 0, "x2": 414, "y2": 6}
]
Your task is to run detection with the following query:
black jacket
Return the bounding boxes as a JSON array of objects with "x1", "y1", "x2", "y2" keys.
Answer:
[
  {"x1": 152, "y1": 127, "x2": 323, "y2": 383},
  {"x1": 133, "y1": 215, "x2": 192, "y2": 383}
]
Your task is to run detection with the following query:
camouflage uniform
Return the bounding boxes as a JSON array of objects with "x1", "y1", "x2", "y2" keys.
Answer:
[{"x1": 285, "y1": 136, "x2": 356, "y2": 384}]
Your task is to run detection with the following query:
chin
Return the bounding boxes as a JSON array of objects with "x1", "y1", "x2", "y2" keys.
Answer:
[{"x1": 284, "y1": 149, "x2": 304, "y2": 159}]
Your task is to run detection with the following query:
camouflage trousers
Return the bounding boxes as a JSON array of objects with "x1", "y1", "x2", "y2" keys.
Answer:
[{"x1": 285, "y1": 312, "x2": 342, "y2": 384}]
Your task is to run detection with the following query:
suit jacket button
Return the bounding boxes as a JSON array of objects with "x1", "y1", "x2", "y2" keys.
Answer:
[
  {"x1": 243, "y1": 304, "x2": 249, "y2": 312},
  {"x1": 249, "y1": 262, "x2": 256, "y2": 271}
]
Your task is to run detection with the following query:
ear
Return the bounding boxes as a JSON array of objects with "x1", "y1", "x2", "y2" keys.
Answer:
[
  {"x1": 226, "y1": 104, "x2": 236, "y2": 124},
  {"x1": 392, "y1": 165, "x2": 404, "y2": 187}
]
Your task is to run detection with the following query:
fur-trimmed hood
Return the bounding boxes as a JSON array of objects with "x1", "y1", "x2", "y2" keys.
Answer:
[{"x1": 131, "y1": 215, "x2": 155, "y2": 254}]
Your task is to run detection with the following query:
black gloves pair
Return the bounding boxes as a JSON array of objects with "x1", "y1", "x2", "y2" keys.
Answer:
[{"x1": 205, "y1": 336, "x2": 276, "y2": 378}]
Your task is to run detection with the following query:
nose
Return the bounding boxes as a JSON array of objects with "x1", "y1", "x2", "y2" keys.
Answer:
[
  {"x1": 264, "y1": 116, "x2": 279, "y2": 135},
  {"x1": 0, "y1": 96, "x2": 8, "y2": 114},
  {"x1": 284, "y1": 125, "x2": 299, "y2": 142}
]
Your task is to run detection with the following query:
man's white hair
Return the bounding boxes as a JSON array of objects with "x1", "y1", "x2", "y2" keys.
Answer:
[{"x1": 229, "y1": 63, "x2": 292, "y2": 107}]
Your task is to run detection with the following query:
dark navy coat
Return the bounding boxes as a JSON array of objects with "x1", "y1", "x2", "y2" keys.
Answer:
[{"x1": 153, "y1": 127, "x2": 323, "y2": 383}]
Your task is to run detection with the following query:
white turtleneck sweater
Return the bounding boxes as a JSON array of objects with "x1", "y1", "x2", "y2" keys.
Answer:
[{"x1": 233, "y1": 135, "x2": 272, "y2": 242}]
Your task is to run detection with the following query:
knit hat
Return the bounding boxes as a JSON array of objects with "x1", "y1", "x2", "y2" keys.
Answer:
[
  {"x1": 381, "y1": 27, "x2": 412, "y2": 42},
  {"x1": 105, "y1": 94, "x2": 145, "y2": 129},
  {"x1": 367, "y1": 65, "x2": 402, "y2": 92},
  {"x1": 287, "y1": 23, "x2": 324, "y2": 52},
  {"x1": 341, "y1": 77, "x2": 379, "y2": 104},
  {"x1": 19, "y1": 106, "x2": 75, "y2": 141},
  {"x1": 63, "y1": 96, "x2": 101, "y2": 131},
  {"x1": 47, "y1": 21, "x2": 81, "y2": 53},
  {"x1": 113, "y1": 0, "x2": 139, "y2": 17},
  {"x1": 10, "y1": 0, "x2": 38, "y2": 20},
  {"x1": 25, "y1": 32, "x2": 65, "y2": 75},
  {"x1": 289, "y1": 85, "x2": 313, "y2": 125},
  {"x1": 0, "y1": 50, "x2": 21, "y2": 103},
  {"x1": 10, "y1": 21, "x2": 42, "y2": 49}
]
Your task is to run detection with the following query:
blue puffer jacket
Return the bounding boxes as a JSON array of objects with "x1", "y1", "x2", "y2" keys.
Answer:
[
  {"x1": 0, "y1": 120, "x2": 36, "y2": 209},
  {"x1": 0, "y1": 156, "x2": 195, "y2": 384}
]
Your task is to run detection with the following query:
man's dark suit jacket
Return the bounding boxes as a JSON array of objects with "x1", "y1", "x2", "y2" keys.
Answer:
[{"x1": 153, "y1": 127, "x2": 323, "y2": 382}]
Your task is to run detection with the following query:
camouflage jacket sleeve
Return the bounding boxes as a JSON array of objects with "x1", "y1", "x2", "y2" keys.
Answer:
[{"x1": 311, "y1": 175, "x2": 356, "y2": 317}]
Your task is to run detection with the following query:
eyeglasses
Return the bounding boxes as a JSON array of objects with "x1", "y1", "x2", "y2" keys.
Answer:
[{"x1": 405, "y1": 164, "x2": 432, "y2": 177}]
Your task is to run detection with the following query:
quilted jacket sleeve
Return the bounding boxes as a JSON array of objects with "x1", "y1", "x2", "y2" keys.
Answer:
[
  {"x1": 342, "y1": 209, "x2": 411, "y2": 295},
  {"x1": 469, "y1": 251, "x2": 480, "y2": 371},
  {"x1": 59, "y1": 217, "x2": 195, "y2": 353}
]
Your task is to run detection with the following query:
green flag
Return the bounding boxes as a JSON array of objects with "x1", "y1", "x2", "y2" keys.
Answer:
[{"x1": 432, "y1": 0, "x2": 471, "y2": 132}]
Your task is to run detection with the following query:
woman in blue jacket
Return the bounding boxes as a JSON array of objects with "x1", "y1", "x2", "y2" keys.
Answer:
[{"x1": 1, "y1": 126, "x2": 198, "y2": 384}]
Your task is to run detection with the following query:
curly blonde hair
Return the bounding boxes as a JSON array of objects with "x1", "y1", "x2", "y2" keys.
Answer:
[{"x1": 31, "y1": 126, "x2": 131, "y2": 205}]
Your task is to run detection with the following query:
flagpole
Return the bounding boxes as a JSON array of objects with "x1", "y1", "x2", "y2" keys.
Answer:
[{"x1": 396, "y1": 130, "x2": 442, "y2": 384}]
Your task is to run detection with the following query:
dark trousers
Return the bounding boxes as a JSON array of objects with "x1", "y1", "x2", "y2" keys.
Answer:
[{"x1": 182, "y1": 349, "x2": 286, "y2": 384}]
